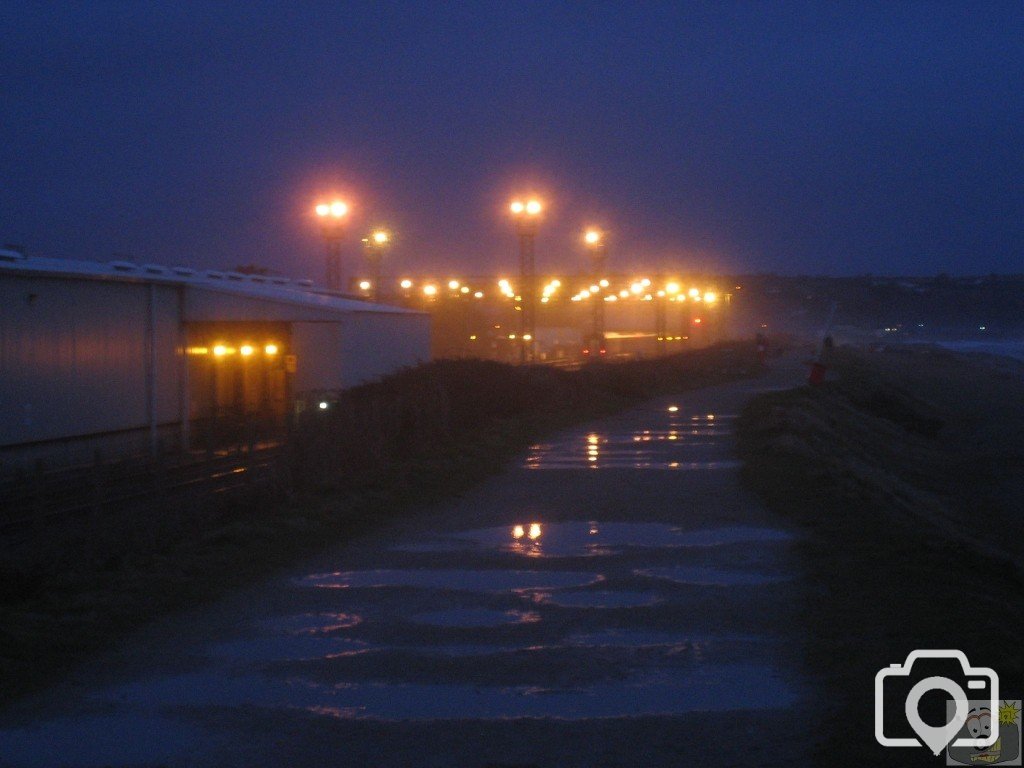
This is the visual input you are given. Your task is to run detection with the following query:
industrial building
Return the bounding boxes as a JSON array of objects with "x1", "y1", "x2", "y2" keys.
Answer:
[{"x1": 0, "y1": 249, "x2": 430, "y2": 470}]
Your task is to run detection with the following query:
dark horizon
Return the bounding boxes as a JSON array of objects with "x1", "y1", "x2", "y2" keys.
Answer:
[{"x1": 2, "y1": 1, "x2": 1021, "y2": 280}]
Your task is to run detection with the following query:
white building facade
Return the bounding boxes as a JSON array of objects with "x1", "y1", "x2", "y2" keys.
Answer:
[{"x1": 0, "y1": 250, "x2": 430, "y2": 469}]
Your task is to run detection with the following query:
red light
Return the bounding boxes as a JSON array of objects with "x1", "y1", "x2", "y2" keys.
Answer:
[{"x1": 599, "y1": 348, "x2": 607, "y2": 355}]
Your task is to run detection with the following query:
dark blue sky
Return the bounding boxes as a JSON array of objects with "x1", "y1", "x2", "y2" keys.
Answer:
[{"x1": 2, "y1": 1, "x2": 1021, "y2": 279}]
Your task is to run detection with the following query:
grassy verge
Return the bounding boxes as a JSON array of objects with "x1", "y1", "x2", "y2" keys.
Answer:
[
  {"x1": 737, "y1": 346, "x2": 1024, "y2": 766},
  {"x1": 0, "y1": 343, "x2": 762, "y2": 704}
]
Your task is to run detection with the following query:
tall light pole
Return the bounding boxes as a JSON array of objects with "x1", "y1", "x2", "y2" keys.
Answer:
[
  {"x1": 315, "y1": 200, "x2": 349, "y2": 291},
  {"x1": 583, "y1": 228, "x2": 607, "y2": 355},
  {"x1": 509, "y1": 198, "x2": 542, "y2": 363},
  {"x1": 362, "y1": 229, "x2": 390, "y2": 302},
  {"x1": 654, "y1": 282, "x2": 668, "y2": 356}
]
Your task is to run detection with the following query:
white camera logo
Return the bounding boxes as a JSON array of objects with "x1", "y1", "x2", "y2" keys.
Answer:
[{"x1": 875, "y1": 650, "x2": 999, "y2": 755}]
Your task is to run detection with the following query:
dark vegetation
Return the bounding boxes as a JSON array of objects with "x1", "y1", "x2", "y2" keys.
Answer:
[
  {"x1": 738, "y1": 346, "x2": 1024, "y2": 766},
  {"x1": 0, "y1": 343, "x2": 762, "y2": 703}
]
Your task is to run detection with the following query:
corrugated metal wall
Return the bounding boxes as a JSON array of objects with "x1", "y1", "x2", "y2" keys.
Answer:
[
  {"x1": 292, "y1": 313, "x2": 431, "y2": 392},
  {"x1": 0, "y1": 275, "x2": 183, "y2": 448}
]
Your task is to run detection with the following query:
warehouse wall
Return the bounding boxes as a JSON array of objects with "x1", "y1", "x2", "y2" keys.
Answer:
[
  {"x1": 0, "y1": 275, "x2": 183, "y2": 449},
  {"x1": 291, "y1": 313, "x2": 430, "y2": 392}
]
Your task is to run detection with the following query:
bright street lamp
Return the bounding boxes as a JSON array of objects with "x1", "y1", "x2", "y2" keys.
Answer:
[
  {"x1": 582, "y1": 227, "x2": 608, "y2": 358},
  {"x1": 362, "y1": 227, "x2": 391, "y2": 302},
  {"x1": 509, "y1": 197, "x2": 543, "y2": 363},
  {"x1": 315, "y1": 199, "x2": 349, "y2": 290}
]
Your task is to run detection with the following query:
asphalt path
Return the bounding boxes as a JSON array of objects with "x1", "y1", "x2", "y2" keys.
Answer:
[{"x1": 0, "y1": 359, "x2": 816, "y2": 767}]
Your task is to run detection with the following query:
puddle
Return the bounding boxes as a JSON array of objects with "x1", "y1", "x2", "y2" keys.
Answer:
[
  {"x1": 525, "y1": 458, "x2": 742, "y2": 470},
  {"x1": 533, "y1": 590, "x2": 661, "y2": 608},
  {"x1": 260, "y1": 612, "x2": 362, "y2": 635},
  {"x1": 86, "y1": 661, "x2": 798, "y2": 721},
  {"x1": 411, "y1": 609, "x2": 540, "y2": 628},
  {"x1": 296, "y1": 569, "x2": 604, "y2": 593},
  {"x1": 673, "y1": 526, "x2": 792, "y2": 546},
  {"x1": 523, "y1": 420, "x2": 739, "y2": 470},
  {"x1": 635, "y1": 566, "x2": 785, "y2": 586},
  {"x1": 206, "y1": 635, "x2": 371, "y2": 662},
  {"x1": 565, "y1": 629, "x2": 769, "y2": 648},
  {"x1": 397, "y1": 522, "x2": 792, "y2": 558}
]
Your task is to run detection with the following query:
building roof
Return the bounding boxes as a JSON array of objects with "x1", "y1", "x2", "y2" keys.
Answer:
[{"x1": 0, "y1": 249, "x2": 422, "y2": 317}]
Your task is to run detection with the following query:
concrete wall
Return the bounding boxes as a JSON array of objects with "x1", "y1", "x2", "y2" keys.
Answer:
[
  {"x1": 0, "y1": 274, "x2": 184, "y2": 450},
  {"x1": 292, "y1": 313, "x2": 430, "y2": 392}
]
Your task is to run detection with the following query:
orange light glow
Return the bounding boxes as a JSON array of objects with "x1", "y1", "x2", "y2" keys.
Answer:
[{"x1": 511, "y1": 199, "x2": 542, "y2": 216}]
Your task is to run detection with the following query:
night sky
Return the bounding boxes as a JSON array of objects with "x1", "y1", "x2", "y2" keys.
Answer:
[{"x1": 2, "y1": 1, "x2": 1021, "y2": 279}]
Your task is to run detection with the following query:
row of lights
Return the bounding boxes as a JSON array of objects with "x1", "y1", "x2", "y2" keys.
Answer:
[
  {"x1": 321, "y1": 197, "x2": 724, "y2": 304},
  {"x1": 353, "y1": 276, "x2": 719, "y2": 302},
  {"x1": 187, "y1": 343, "x2": 280, "y2": 358},
  {"x1": 573, "y1": 285, "x2": 718, "y2": 303}
]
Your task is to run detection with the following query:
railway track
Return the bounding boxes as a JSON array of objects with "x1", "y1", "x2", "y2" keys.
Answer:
[{"x1": 0, "y1": 446, "x2": 287, "y2": 533}]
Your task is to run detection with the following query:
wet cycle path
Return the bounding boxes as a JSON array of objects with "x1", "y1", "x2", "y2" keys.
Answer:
[{"x1": 0, "y1": 363, "x2": 816, "y2": 767}]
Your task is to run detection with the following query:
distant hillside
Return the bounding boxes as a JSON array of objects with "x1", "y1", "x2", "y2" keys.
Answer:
[{"x1": 728, "y1": 273, "x2": 1024, "y2": 339}]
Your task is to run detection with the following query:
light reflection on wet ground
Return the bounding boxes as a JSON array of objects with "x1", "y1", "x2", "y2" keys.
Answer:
[
  {"x1": 396, "y1": 521, "x2": 792, "y2": 557},
  {"x1": 531, "y1": 590, "x2": 662, "y2": 608},
  {"x1": 411, "y1": 608, "x2": 541, "y2": 627},
  {"x1": 297, "y1": 568, "x2": 604, "y2": 592},
  {"x1": 635, "y1": 565, "x2": 787, "y2": 586},
  {"x1": 525, "y1": 412, "x2": 739, "y2": 470},
  {"x1": 0, "y1": 386, "x2": 810, "y2": 767}
]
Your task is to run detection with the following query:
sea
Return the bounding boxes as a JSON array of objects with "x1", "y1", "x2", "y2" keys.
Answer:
[{"x1": 933, "y1": 340, "x2": 1024, "y2": 363}]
